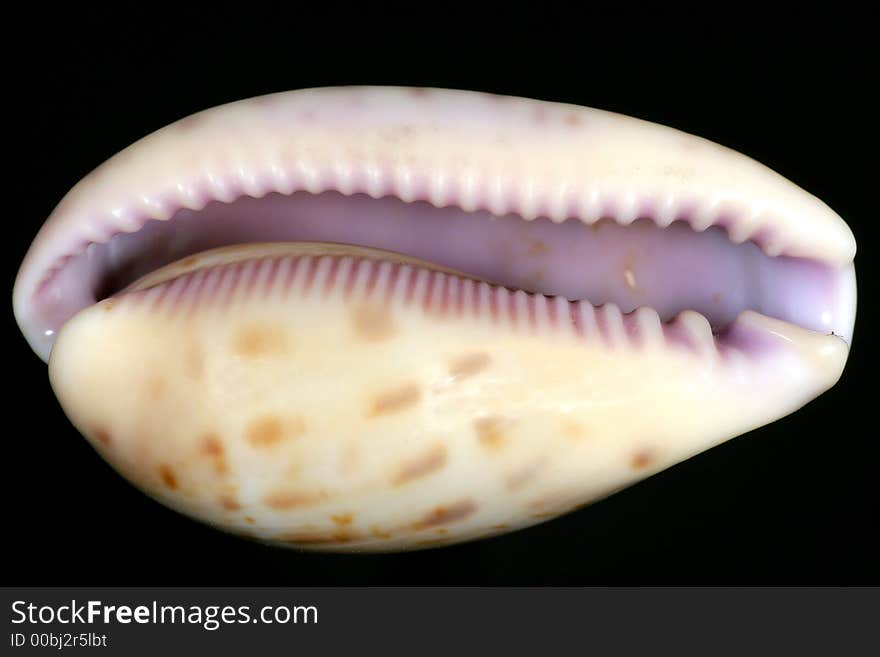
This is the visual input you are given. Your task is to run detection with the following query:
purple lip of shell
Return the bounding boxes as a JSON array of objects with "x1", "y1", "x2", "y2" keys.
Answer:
[{"x1": 13, "y1": 86, "x2": 856, "y2": 363}]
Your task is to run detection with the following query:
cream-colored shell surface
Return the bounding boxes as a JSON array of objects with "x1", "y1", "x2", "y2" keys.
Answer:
[{"x1": 49, "y1": 246, "x2": 846, "y2": 551}]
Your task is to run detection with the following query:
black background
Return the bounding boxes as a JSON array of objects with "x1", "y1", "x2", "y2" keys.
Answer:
[{"x1": 6, "y1": 5, "x2": 876, "y2": 584}]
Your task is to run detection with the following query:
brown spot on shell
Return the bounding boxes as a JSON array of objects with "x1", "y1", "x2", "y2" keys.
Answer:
[
  {"x1": 393, "y1": 444, "x2": 448, "y2": 486},
  {"x1": 529, "y1": 491, "x2": 577, "y2": 513},
  {"x1": 506, "y1": 460, "x2": 543, "y2": 491},
  {"x1": 200, "y1": 433, "x2": 228, "y2": 475},
  {"x1": 631, "y1": 448, "x2": 656, "y2": 470},
  {"x1": 414, "y1": 499, "x2": 476, "y2": 529},
  {"x1": 369, "y1": 383, "x2": 421, "y2": 417},
  {"x1": 340, "y1": 442, "x2": 360, "y2": 476},
  {"x1": 331, "y1": 513, "x2": 353, "y2": 527},
  {"x1": 263, "y1": 490, "x2": 326, "y2": 510},
  {"x1": 144, "y1": 375, "x2": 166, "y2": 400},
  {"x1": 491, "y1": 524, "x2": 509, "y2": 531},
  {"x1": 275, "y1": 525, "x2": 361, "y2": 545},
  {"x1": 180, "y1": 256, "x2": 200, "y2": 268},
  {"x1": 351, "y1": 304, "x2": 397, "y2": 341},
  {"x1": 449, "y1": 353, "x2": 491, "y2": 380},
  {"x1": 201, "y1": 434, "x2": 223, "y2": 455},
  {"x1": 102, "y1": 299, "x2": 116, "y2": 312},
  {"x1": 570, "y1": 500, "x2": 593, "y2": 512},
  {"x1": 232, "y1": 324, "x2": 288, "y2": 357},
  {"x1": 247, "y1": 416, "x2": 283, "y2": 447},
  {"x1": 246, "y1": 416, "x2": 304, "y2": 447},
  {"x1": 563, "y1": 421, "x2": 586, "y2": 440},
  {"x1": 408, "y1": 87, "x2": 431, "y2": 98},
  {"x1": 371, "y1": 526, "x2": 392, "y2": 540},
  {"x1": 565, "y1": 112, "x2": 583, "y2": 127},
  {"x1": 474, "y1": 416, "x2": 508, "y2": 449},
  {"x1": 218, "y1": 493, "x2": 241, "y2": 511},
  {"x1": 244, "y1": 516, "x2": 256, "y2": 524},
  {"x1": 184, "y1": 345, "x2": 204, "y2": 380},
  {"x1": 158, "y1": 464, "x2": 178, "y2": 490},
  {"x1": 286, "y1": 531, "x2": 356, "y2": 544},
  {"x1": 527, "y1": 239, "x2": 549, "y2": 256},
  {"x1": 529, "y1": 269, "x2": 545, "y2": 285},
  {"x1": 94, "y1": 428, "x2": 112, "y2": 447}
]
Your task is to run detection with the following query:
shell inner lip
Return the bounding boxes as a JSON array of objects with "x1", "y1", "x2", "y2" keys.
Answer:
[{"x1": 49, "y1": 188, "x2": 854, "y2": 347}]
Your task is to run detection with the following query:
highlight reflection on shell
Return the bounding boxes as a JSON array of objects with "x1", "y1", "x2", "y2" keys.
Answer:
[{"x1": 13, "y1": 87, "x2": 856, "y2": 551}]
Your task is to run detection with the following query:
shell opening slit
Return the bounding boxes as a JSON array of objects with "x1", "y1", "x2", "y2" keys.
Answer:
[{"x1": 25, "y1": 189, "x2": 856, "y2": 354}]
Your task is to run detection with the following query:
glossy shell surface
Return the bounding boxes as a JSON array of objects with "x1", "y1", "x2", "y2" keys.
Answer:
[{"x1": 14, "y1": 87, "x2": 857, "y2": 551}]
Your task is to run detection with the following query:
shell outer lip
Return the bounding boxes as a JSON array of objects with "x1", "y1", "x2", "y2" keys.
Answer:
[{"x1": 12, "y1": 86, "x2": 857, "y2": 362}]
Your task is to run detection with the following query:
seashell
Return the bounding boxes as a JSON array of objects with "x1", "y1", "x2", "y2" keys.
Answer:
[{"x1": 12, "y1": 87, "x2": 856, "y2": 551}]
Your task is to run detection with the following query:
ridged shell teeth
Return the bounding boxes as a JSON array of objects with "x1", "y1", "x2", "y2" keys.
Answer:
[
  {"x1": 666, "y1": 309, "x2": 717, "y2": 356},
  {"x1": 175, "y1": 181, "x2": 208, "y2": 212},
  {"x1": 629, "y1": 306, "x2": 664, "y2": 349},
  {"x1": 689, "y1": 202, "x2": 719, "y2": 232},
  {"x1": 613, "y1": 192, "x2": 640, "y2": 225},
  {"x1": 268, "y1": 159, "x2": 293, "y2": 195},
  {"x1": 513, "y1": 179, "x2": 539, "y2": 220},
  {"x1": 457, "y1": 169, "x2": 482, "y2": 213},
  {"x1": 726, "y1": 217, "x2": 757, "y2": 245},
  {"x1": 427, "y1": 172, "x2": 449, "y2": 208},
  {"x1": 652, "y1": 198, "x2": 678, "y2": 228},
  {"x1": 596, "y1": 303, "x2": 625, "y2": 347},
  {"x1": 545, "y1": 182, "x2": 569, "y2": 223},
  {"x1": 206, "y1": 171, "x2": 238, "y2": 203},
  {"x1": 761, "y1": 238, "x2": 785, "y2": 258},
  {"x1": 392, "y1": 165, "x2": 416, "y2": 203},
  {"x1": 237, "y1": 163, "x2": 264, "y2": 198},
  {"x1": 326, "y1": 160, "x2": 348, "y2": 195},
  {"x1": 570, "y1": 300, "x2": 598, "y2": 338},
  {"x1": 299, "y1": 160, "x2": 323, "y2": 194}
]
